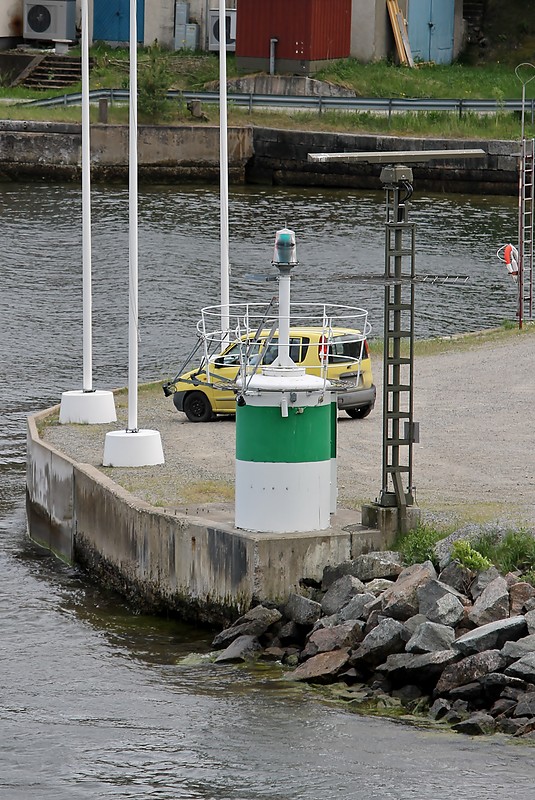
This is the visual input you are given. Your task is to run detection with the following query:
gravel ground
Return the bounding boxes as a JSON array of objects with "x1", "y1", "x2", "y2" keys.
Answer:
[{"x1": 43, "y1": 331, "x2": 535, "y2": 531}]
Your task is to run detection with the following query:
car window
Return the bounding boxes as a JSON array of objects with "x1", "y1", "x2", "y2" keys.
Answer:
[
  {"x1": 328, "y1": 337, "x2": 363, "y2": 364},
  {"x1": 262, "y1": 337, "x2": 310, "y2": 364},
  {"x1": 290, "y1": 337, "x2": 309, "y2": 363}
]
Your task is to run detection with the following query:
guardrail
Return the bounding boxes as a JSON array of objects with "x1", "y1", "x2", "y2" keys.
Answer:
[{"x1": 23, "y1": 88, "x2": 535, "y2": 120}]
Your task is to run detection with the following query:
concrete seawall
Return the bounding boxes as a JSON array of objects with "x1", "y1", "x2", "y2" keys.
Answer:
[
  {"x1": 0, "y1": 121, "x2": 254, "y2": 183},
  {"x1": 0, "y1": 120, "x2": 520, "y2": 194},
  {"x1": 248, "y1": 128, "x2": 520, "y2": 195},
  {"x1": 27, "y1": 406, "x2": 390, "y2": 625}
]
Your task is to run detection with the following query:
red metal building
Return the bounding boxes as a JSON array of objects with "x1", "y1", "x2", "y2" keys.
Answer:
[{"x1": 236, "y1": 0, "x2": 351, "y2": 75}]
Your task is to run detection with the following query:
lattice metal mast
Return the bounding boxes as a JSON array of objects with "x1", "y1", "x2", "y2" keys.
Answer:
[
  {"x1": 379, "y1": 165, "x2": 416, "y2": 512},
  {"x1": 307, "y1": 148, "x2": 485, "y2": 532}
]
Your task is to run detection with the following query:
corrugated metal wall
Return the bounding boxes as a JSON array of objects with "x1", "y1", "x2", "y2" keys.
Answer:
[{"x1": 236, "y1": 0, "x2": 351, "y2": 61}]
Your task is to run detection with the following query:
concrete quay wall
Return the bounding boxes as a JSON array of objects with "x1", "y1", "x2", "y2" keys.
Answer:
[
  {"x1": 0, "y1": 120, "x2": 520, "y2": 194},
  {"x1": 249, "y1": 128, "x2": 520, "y2": 195},
  {"x1": 0, "y1": 121, "x2": 254, "y2": 183},
  {"x1": 26, "y1": 408, "x2": 388, "y2": 625}
]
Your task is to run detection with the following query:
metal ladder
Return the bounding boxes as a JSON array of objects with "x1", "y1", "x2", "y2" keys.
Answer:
[
  {"x1": 379, "y1": 179, "x2": 416, "y2": 513},
  {"x1": 519, "y1": 137, "x2": 535, "y2": 324}
]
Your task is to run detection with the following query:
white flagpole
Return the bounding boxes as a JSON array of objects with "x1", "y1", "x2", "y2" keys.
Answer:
[
  {"x1": 128, "y1": 0, "x2": 139, "y2": 432},
  {"x1": 102, "y1": 0, "x2": 163, "y2": 466},
  {"x1": 219, "y1": 0, "x2": 230, "y2": 341},
  {"x1": 81, "y1": 0, "x2": 92, "y2": 392},
  {"x1": 59, "y1": 0, "x2": 116, "y2": 424}
]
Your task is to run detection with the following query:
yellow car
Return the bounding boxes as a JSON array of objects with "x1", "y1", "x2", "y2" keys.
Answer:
[{"x1": 164, "y1": 327, "x2": 376, "y2": 422}]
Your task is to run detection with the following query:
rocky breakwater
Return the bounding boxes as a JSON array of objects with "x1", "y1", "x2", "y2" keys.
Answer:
[{"x1": 211, "y1": 552, "x2": 535, "y2": 739}]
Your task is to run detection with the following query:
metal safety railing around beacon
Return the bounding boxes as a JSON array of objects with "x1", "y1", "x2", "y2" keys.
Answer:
[{"x1": 196, "y1": 301, "x2": 372, "y2": 394}]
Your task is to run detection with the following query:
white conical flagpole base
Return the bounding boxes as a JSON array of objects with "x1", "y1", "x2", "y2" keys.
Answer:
[
  {"x1": 103, "y1": 429, "x2": 164, "y2": 467},
  {"x1": 59, "y1": 390, "x2": 117, "y2": 424}
]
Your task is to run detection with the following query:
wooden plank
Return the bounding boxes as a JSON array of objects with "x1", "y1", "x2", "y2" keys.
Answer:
[
  {"x1": 386, "y1": 0, "x2": 408, "y2": 65},
  {"x1": 396, "y1": 11, "x2": 415, "y2": 67}
]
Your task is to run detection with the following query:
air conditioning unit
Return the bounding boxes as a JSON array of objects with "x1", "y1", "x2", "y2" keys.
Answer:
[
  {"x1": 208, "y1": 9, "x2": 236, "y2": 52},
  {"x1": 23, "y1": 0, "x2": 77, "y2": 42}
]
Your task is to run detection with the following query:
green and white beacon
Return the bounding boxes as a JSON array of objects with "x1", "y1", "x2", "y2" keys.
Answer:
[{"x1": 235, "y1": 228, "x2": 333, "y2": 533}]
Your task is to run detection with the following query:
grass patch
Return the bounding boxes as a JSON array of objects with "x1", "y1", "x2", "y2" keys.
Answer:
[
  {"x1": 393, "y1": 520, "x2": 535, "y2": 580},
  {"x1": 8, "y1": 100, "x2": 531, "y2": 142},
  {"x1": 471, "y1": 529, "x2": 535, "y2": 576},
  {"x1": 316, "y1": 59, "x2": 528, "y2": 99},
  {"x1": 181, "y1": 480, "x2": 234, "y2": 503},
  {"x1": 420, "y1": 501, "x2": 521, "y2": 527},
  {"x1": 35, "y1": 409, "x2": 60, "y2": 436},
  {"x1": 139, "y1": 381, "x2": 167, "y2": 395},
  {"x1": 368, "y1": 322, "x2": 535, "y2": 359},
  {"x1": 87, "y1": 44, "x2": 238, "y2": 92},
  {"x1": 228, "y1": 107, "x2": 534, "y2": 140}
]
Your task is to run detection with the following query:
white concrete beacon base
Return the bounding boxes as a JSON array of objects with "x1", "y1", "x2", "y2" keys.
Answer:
[
  {"x1": 59, "y1": 390, "x2": 117, "y2": 425},
  {"x1": 103, "y1": 429, "x2": 165, "y2": 467}
]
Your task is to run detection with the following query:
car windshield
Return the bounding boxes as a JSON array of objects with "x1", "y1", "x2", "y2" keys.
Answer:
[{"x1": 213, "y1": 341, "x2": 262, "y2": 367}]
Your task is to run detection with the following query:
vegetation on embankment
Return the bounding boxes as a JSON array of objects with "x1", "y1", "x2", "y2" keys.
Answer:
[
  {"x1": 395, "y1": 524, "x2": 535, "y2": 585},
  {"x1": 367, "y1": 319, "x2": 535, "y2": 359},
  {"x1": 1, "y1": 38, "x2": 534, "y2": 140}
]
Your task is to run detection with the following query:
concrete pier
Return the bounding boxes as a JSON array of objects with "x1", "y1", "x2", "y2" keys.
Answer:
[{"x1": 26, "y1": 404, "x2": 392, "y2": 625}]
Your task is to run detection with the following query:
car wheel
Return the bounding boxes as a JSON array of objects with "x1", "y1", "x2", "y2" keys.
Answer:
[
  {"x1": 184, "y1": 391, "x2": 213, "y2": 423},
  {"x1": 346, "y1": 404, "x2": 373, "y2": 419}
]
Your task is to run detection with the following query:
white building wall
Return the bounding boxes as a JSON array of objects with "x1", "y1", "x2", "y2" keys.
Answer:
[
  {"x1": 350, "y1": 0, "x2": 392, "y2": 62},
  {"x1": 145, "y1": 0, "x2": 176, "y2": 47},
  {"x1": 2, "y1": 0, "x2": 24, "y2": 39}
]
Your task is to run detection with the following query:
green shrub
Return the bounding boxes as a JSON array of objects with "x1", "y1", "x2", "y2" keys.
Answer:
[
  {"x1": 451, "y1": 540, "x2": 492, "y2": 571},
  {"x1": 138, "y1": 44, "x2": 172, "y2": 121},
  {"x1": 395, "y1": 525, "x2": 444, "y2": 567}
]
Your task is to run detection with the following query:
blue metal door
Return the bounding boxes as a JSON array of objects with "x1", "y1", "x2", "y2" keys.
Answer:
[
  {"x1": 93, "y1": 0, "x2": 145, "y2": 43},
  {"x1": 407, "y1": 0, "x2": 454, "y2": 64}
]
